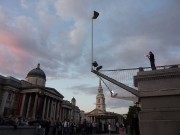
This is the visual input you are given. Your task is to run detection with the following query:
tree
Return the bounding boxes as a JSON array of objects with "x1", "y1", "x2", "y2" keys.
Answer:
[{"x1": 126, "y1": 105, "x2": 140, "y2": 122}]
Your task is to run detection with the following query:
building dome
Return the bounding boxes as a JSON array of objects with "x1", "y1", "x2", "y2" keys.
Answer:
[
  {"x1": 26, "y1": 64, "x2": 46, "y2": 86},
  {"x1": 26, "y1": 64, "x2": 46, "y2": 80}
]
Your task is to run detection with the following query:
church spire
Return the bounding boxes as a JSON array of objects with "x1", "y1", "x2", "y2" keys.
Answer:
[
  {"x1": 99, "y1": 79, "x2": 102, "y2": 88},
  {"x1": 96, "y1": 79, "x2": 106, "y2": 112},
  {"x1": 98, "y1": 79, "x2": 103, "y2": 94}
]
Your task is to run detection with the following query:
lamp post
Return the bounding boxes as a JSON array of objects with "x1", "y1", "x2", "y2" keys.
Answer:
[{"x1": 91, "y1": 11, "x2": 99, "y2": 71}]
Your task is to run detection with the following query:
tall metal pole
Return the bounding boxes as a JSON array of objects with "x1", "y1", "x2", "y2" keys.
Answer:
[
  {"x1": 91, "y1": 11, "x2": 99, "y2": 71},
  {"x1": 91, "y1": 18, "x2": 94, "y2": 71}
]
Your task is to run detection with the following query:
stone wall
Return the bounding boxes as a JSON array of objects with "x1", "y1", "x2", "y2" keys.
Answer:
[
  {"x1": 134, "y1": 67, "x2": 180, "y2": 135},
  {"x1": 0, "y1": 126, "x2": 37, "y2": 135}
]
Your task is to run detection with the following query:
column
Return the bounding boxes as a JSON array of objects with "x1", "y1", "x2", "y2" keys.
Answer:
[
  {"x1": 20, "y1": 94, "x2": 26, "y2": 116},
  {"x1": 59, "y1": 103, "x2": 62, "y2": 121},
  {"x1": 64, "y1": 108, "x2": 66, "y2": 120},
  {"x1": 0, "y1": 91, "x2": 8, "y2": 115},
  {"x1": 56, "y1": 102, "x2": 60, "y2": 119},
  {"x1": 53, "y1": 101, "x2": 57, "y2": 120},
  {"x1": 61, "y1": 107, "x2": 64, "y2": 121},
  {"x1": 26, "y1": 95, "x2": 32, "y2": 118},
  {"x1": 62, "y1": 108, "x2": 64, "y2": 120},
  {"x1": 65, "y1": 108, "x2": 67, "y2": 119},
  {"x1": 68, "y1": 109, "x2": 70, "y2": 119},
  {"x1": 32, "y1": 93, "x2": 38, "y2": 119},
  {"x1": 46, "y1": 98, "x2": 50, "y2": 119},
  {"x1": 50, "y1": 99, "x2": 54, "y2": 120},
  {"x1": 42, "y1": 96, "x2": 47, "y2": 119}
]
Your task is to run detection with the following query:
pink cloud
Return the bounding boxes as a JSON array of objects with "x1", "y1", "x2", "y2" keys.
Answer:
[
  {"x1": 0, "y1": 32, "x2": 33, "y2": 77},
  {"x1": 0, "y1": 32, "x2": 26, "y2": 57}
]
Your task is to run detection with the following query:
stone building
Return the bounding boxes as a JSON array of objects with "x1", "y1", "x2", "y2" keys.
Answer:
[
  {"x1": 86, "y1": 80, "x2": 124, "y2": 132},
  {"x1": 61, "y1": 98, "x2": 80, "y2": 123},
  {"x1": 0, "y1": 64, "x2": 81, "y2": 122},
  {"x1": 71, "y1": 97, "x2": 80, "y2": 123},
  {"x1": 79, "y1": 110, "x2": 86, "y2": 124}
]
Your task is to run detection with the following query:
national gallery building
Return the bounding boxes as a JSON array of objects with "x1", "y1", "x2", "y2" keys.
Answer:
[{"x1": 0, "y1": 64, "x2": 81, "y2": 123}]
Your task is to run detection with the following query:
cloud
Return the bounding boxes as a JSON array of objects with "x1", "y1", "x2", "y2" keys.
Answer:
[
  {"x1": 106, "y1": 95, "x2": 133, "y2": 109},
  {"x1": 0, "y1": 0, "x2": 180, "y2": 114},
  {"x1": 21, "y1": 0, "x2": 28, "y2": 9},
  {"x1": 55, "y1": 0, "x2": 90, "y2": 21},
  {"x1": 66, "y1": 82, "x2": 133, "y2": 111},
  {"x1": 0, "y1": 0, "x2": 180, "y2": 79},
  {"x1": 96, "y1": 0, "x2": 180, "y2": 68},
  {"x1": 0, "y1": 4, "x2": 67, "y2": 79},
  {"x1": 66, "y1": 84, "x2": 98, "y2": 95}
]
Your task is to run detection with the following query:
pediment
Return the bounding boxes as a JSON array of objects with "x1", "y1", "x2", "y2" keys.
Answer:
[{"x1": 87, "y1": 108, "x2": 105, "y2": 115}]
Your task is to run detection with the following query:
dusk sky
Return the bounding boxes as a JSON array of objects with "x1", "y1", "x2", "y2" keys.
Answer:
[{"x1": 0, "y1": 0, "x2": 180, "y2": 114}]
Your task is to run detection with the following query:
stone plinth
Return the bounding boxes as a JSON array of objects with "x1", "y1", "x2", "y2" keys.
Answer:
[{"x1": 134, "y1": 67, "x2": 180, "y2": 135}]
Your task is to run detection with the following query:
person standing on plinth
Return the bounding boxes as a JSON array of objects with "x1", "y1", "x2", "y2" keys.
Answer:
[{"x1": 146, "y1": 51, "x2": 156, "y2": 70}]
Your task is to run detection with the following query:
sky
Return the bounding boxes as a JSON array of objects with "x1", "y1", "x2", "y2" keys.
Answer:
[{"x1": 0, "y1": 0, "x2": 180, "y2": 114}]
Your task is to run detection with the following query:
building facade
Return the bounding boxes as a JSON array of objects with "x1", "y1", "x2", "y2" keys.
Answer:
[{"x1": 0, "y1": 64, "x2": 81, "y2": 123}]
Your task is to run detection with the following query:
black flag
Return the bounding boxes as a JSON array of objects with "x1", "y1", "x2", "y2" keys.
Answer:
[{"x1": 92, "y1": 11, "x2": 99, "y2": 19}]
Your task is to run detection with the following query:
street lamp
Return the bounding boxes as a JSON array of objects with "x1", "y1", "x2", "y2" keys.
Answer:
[{"x1": 91, "y1": 11, "x2": 99, "y2": 71}]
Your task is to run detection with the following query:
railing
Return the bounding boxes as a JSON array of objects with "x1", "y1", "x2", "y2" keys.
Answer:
[
  {"x1": 101, "y1": 64, "x2": 180, "y2": 72},
  {"x1": 93, "y1": 64, "x2": 180, "y2": 101}
]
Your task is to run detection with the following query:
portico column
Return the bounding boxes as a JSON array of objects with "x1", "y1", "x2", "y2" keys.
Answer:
[
  {"x1": 46, "y1": 98, "x2": 50, "y2": 119},
  {"x1": 52, "y1": 100, "x2": 55, "y2": 120},
  {"x1": 42, "y1": 96, "x2": 47, "y2": 120},
  {"x1": 59, "y1": 103, "x2": 62, "y2": 121},
  {"x1": 0, "y1": 91, "x2": 8, "y2": 115},
  {"x1": 66, "y1": 108, "x2": 68, "y2": 119},
  {"x1": 54, "y1": 101, "x2": 57, "y2": 120},
  {"x1": 50, "y1": 99, "x2": 54, "y2": 120},
  {"x1": 68, "y1": 109, "x2": 70, "y2": 119},
  {"x1": 32, "y1": 93, "x2": 38, "y2": 119},
  {"x1": 56, "y1": 102, "x2": 60, "y2": 119},
  {"x1": 20, "y1": 94, "x2": 26, "y2": 116},
  {"x1": 64, "y1": 108, "x2": 66, "y2": 120},
  {"x1": 61, "y1": 108, "x2": 63, "y2": 121},
  {"x1": 26, "y1": 95, "x2": 32, "y2": 118},
  {"x1": 62, "y1": 108, "x2": 65, "y2": 120},
  {"x1": 65, "y1": 108, "x2": 67, "y2": 120}
]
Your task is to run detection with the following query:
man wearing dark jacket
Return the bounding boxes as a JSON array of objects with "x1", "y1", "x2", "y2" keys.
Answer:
[{"x1": 146, "y1": 51, "x2": 156, "y2": 70}]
